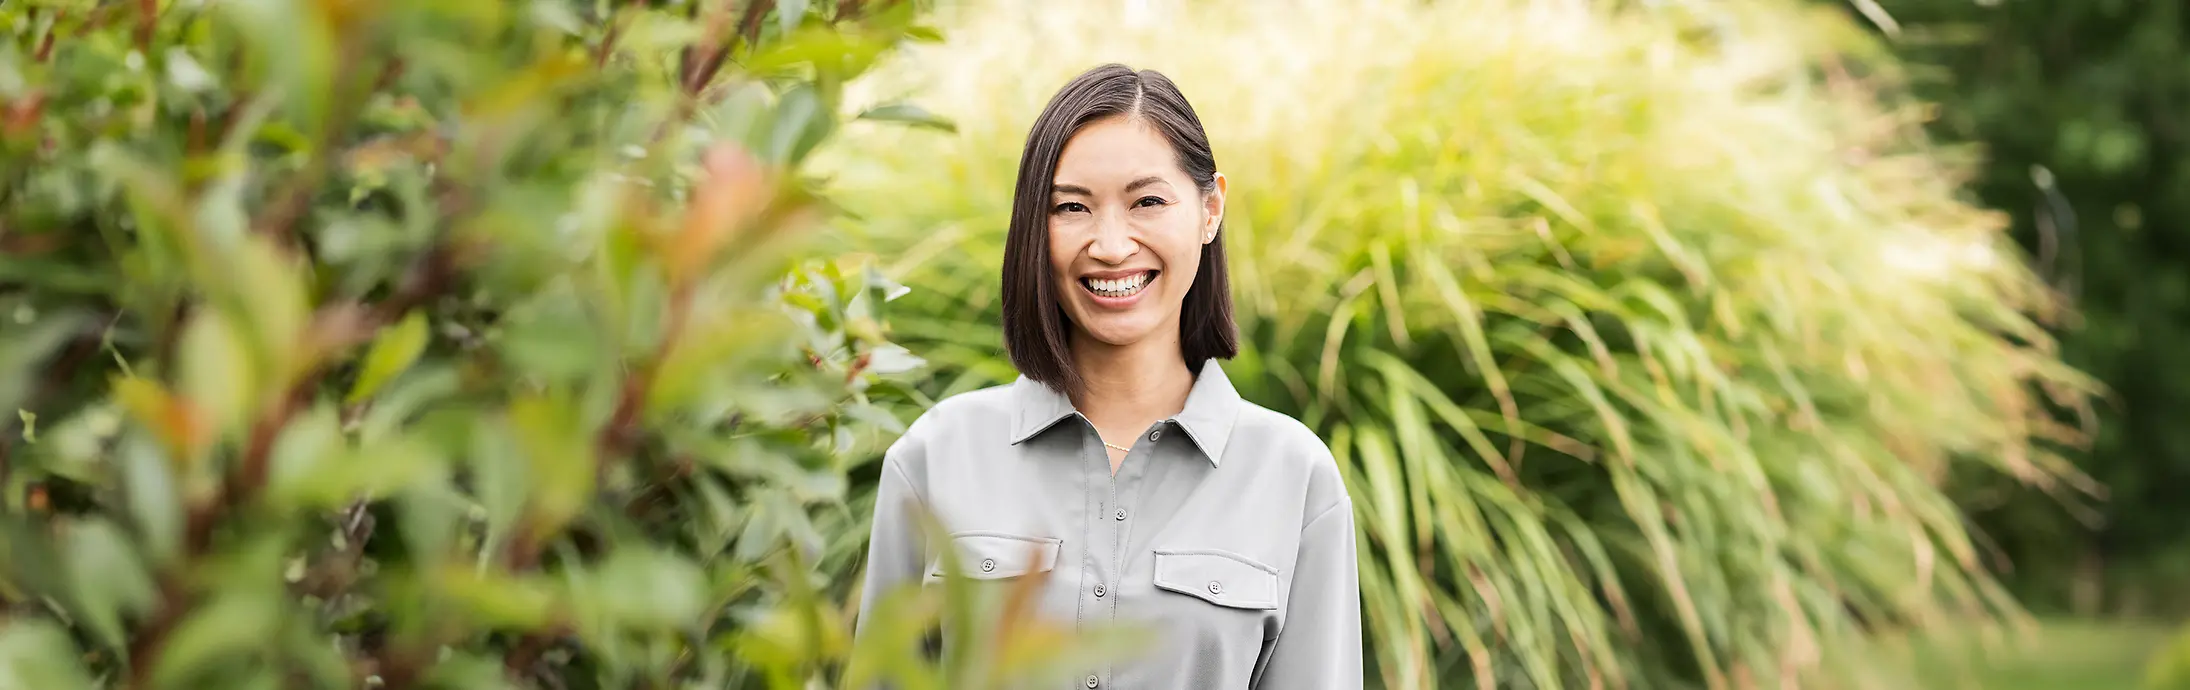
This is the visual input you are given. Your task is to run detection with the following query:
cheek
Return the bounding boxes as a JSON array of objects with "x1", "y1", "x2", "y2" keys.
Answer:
[
  {"x1": 1133, "y1": 214, "x2": 1203, "y2": 279},
  {"x1": 1046, "y1": 219, "x2": 1076, "y2": 271}
]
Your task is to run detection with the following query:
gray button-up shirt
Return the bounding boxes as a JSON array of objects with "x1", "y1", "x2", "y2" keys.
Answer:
[{"x1": 856, "y1": 359, "x2": 1362, "y2": 689}]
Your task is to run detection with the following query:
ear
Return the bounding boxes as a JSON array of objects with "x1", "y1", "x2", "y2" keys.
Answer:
[{"x1": 1202, "y1": 171, "x2": 1228, "y2": 244}]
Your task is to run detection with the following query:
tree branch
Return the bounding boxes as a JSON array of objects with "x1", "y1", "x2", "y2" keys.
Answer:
[
  {"x1": 134, "y1": 0, "x2": 157, "y2": 52},
  {"x1": 136, "y1": 241, "x2": 463, "y2": 685},
  {"x1": 737, "y1": 0, "x2": 776, "y2": 51},
  {"x1": 35, "y1": 9, "x2": 62, "y2": 62}
]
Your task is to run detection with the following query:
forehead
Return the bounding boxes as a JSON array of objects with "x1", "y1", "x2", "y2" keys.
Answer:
[{"x1": 1053, "y1": 117, "x2": 1182, "y2": 187}]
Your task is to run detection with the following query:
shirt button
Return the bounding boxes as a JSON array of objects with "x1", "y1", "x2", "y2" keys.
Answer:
[
  {"x1": 1085, "y1": 675, "x2": 1100, "y2": 689},
  {"x1": 1094, "y1": 583, "x2": 1107, "y2": 598},
  {"x1": 1208, "y1": 580, "x2": 1224, "y2": 595},
  {"x1": 979, "y1": 558, "x2": 996, "y2": 573},
  {"x1": 1114, "y1": 508, "x2": 1127, "y2": 521},
  {"x1": 1150, "y1": 429, "x2": 1162, "y2": 441}
]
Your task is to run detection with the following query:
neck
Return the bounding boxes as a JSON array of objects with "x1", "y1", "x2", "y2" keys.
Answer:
[{"x1": 1068, "y1": 334, "x2": 1196, "y2": 426}]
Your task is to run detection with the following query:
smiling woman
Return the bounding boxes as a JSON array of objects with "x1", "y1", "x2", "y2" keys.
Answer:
[{"x1": 853, "y1": 64, "x2": 1363, "y2": 690}]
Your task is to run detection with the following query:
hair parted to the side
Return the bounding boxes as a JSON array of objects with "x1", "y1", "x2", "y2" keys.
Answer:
[{"x1": 1001, "y1": 63, "x2": 1238, "y2": 397}]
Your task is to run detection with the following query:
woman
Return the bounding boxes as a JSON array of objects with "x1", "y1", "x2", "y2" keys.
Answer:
[{"x1": 857, "y1": 63, "x2": 1361, "y2": 690}]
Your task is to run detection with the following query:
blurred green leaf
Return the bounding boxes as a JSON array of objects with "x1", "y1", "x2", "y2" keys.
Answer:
[
  {"x1": 163, "y1": 48, "x2": 218, "y2": 94},
  {"x1": 509, "y1": 392, "x2": 594, "y2": 539},
  {"x1": 865, "y1": 343, "x2": 925, "y2": 375},
  {"x1": 0, "y1": 620, "x2": 96, "y2": 690},
  {"x1": 178, "y1": 311, "x2": 257, "y2": 443},
  {"x1": 422, "y1": 652, "x2": 514, "y2": 690},
  {"x1": 118, "y1": 433, "x2": 183, "y2": 567},
  {"x1": 217, "y1": 0, "x2": 337, "y2": 132},
  {"x1": 855, "y1": 103, "x2": 956, "y2": 133},
  {"x1": 438, "y1": 567, "x2": 559, "y2": 631},
  {"x1": 347, "y1": 311, "x2": 431, "y2": 403},
  {"x1": 25, "y1": 405, "x2": 120, "y2": 484},
  {"x1": 585, "y1": 548, "x2": 707, "y2": 631},
  {"x1": 767, "y1": 83, "x2": 835, "y2": 166},
  {"x1": 395, "y1": 480, "x2": 465, "y2": 567},
  {"x1": 499, "y1": 284, "x2": 603, "y2": 382},
  {"x1": 227, "y1": 238, "x2": 310, "y2": 376},
  {"x1": 266, "y1": 403, "x2": 342, "y2": 505},
  {"x1": 356, "y1": 365, "x2": 461, "y2": 443},
  {"x1": 320, "y1": 434, "x2": 444, "y2": 507},
  {"x1": 0, "y1": 310, "x2": 90, "y2": 417},
  {"x1": 530, "y1": 0, "x2": 585, "y2": 35},
  {"x1": 60, "y1": 518, "x2": 158, "y2": 652},
  {"x1": 150, "y1": 589, "x2": 282, "y2": 685},
  {"x1": 468, "y1": 418, "x2": 530, "y2": 555},
  {"x1": 745, "y1": 25, "x2": 893, "y2": 78}
]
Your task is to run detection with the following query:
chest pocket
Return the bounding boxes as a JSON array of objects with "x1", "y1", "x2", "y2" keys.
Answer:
[
  {"x1": 924, "y1": 532, "x2": 1062, "y2": 582},
  {"x1": 1152, "y1": 549, "x2": 1279, "y2": 610}
]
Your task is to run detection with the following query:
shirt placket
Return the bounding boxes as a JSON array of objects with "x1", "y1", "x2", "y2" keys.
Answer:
[{"x1": 1077, "y1": 420, "x2": 1164, "y2": 690}]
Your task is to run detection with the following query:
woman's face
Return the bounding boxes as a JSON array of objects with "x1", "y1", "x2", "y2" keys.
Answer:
[{"x1": 1047, "y1": 116, "x2": 1227, "y2": 351}]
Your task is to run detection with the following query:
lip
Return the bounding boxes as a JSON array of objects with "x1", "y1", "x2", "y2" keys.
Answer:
[
  {"x1": 1079, "y1": 268, "x2": 1157, "y2": 280},
  {"x1": 1078, "y1": 269, "x2": 1159, "y2": 310}
]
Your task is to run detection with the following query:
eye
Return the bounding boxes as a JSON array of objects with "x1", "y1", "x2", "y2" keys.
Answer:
[
  {"x1": 1052, "y1": 201, "x2": 1088, "y2": 214},
  {"x1": 1134, "y1": 196, "x2": 1168, "y2": 208}
]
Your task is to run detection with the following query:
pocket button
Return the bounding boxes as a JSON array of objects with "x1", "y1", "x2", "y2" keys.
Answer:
[
  {"x1": 1207, "y1": 580, "x2": 1224, "y2": 595},
  {"x1": 980, "y1": 558, "x2": 997, "y2": 573}
]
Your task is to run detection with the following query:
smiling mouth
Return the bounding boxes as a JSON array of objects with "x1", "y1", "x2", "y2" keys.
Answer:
[{"x1": 1081, "y1": 270, "x2": 1158, "y2": 298}]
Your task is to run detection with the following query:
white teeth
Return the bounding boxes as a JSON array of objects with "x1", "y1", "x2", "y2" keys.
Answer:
[{"x1": 1086, "y1": 272, "x2": 1150, "y2": 297}]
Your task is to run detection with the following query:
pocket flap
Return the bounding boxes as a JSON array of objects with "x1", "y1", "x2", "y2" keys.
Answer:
[
  {"x1": 1152, "y1": 549, "x2": 1279, "y2": 609},
  {"x1": 925, "y1": 532, "x2": 1062, "y2": 581}
]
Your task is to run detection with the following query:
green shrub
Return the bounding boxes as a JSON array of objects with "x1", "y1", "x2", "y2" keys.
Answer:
[
  {"x1": 821, "y1": 0, "x2": 2095, "y2": 687},
  {"x1": 0, "y1": 1, "x2": 1105, "y2": 688}
]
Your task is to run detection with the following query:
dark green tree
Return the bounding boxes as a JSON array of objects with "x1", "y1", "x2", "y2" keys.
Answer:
[{"x1": 1860, "y1": 0, "x2": 2190, "y2": 615}]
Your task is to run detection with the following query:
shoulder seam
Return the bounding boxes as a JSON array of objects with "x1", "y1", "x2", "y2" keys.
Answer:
[
  {"x1": 883, "y1": 450, "x2": 932, "y2": 510},
  {"x1": 1301, "y1": 496, "x2": 1351, "y2": 533}
]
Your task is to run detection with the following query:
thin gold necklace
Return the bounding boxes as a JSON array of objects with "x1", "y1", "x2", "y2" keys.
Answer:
[{"x1": 1101, "y1": 439, "x2": 1131, "y2": 453}]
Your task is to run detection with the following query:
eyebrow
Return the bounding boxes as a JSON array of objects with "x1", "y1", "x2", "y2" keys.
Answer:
[{"x1": 1051, "y1": 176, "x2": 1173, "y2": 197}]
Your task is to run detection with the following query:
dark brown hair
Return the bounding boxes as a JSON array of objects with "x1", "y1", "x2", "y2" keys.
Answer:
[{"x1": 1000, "y1": 63, "x2": 1238, "y2": 396}]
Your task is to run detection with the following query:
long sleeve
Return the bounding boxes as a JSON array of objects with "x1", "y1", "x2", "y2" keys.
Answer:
[
  {"x1": 854, "y1": 453, "x2": 930, "y2": 641},
  {"x1": 1253, "y1": 498, "x2": 1364, "y2": 690}
]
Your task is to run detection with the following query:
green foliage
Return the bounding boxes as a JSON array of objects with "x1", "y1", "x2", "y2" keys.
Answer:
[
  {"x1": 822, "y1": 0, "x2": 2093, "y2": 687},
  {"x1": 2149, "y1": 623, "x2": 2190, "y2": 690},
  {"x1": 1857, "y1": 0, "x2": 2190, "y2": 617},
  {"x1": 0, "y1": 0, "x2": 1098, "y2": 688}
]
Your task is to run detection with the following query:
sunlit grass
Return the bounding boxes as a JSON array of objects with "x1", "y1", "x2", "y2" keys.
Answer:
[{"x1": 818, "y1": 0, "x2": 2099, "y2": 687}]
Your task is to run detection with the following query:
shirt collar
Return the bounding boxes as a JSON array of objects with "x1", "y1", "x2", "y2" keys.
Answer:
[{"x1": 1008, "y1": 358, "x2": 1242, "y2": 467}]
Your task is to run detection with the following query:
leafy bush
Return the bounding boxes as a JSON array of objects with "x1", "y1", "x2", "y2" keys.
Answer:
[
  {"x1": 821, "y1": 0, "x2": 2095, "y2": 687},
  {"x1": 0, "y1": 1, "x2": 1097, "y2": 688}
]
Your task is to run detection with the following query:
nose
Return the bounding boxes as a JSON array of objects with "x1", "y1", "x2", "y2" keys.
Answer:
[{"x1": 1086, "y1": 211, "x2": 1139, "y2": 264}]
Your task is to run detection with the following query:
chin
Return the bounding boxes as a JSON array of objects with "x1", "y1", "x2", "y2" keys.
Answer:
[{"x1": 1070, "y1": 314, "x2": 1167, "y2": 348}]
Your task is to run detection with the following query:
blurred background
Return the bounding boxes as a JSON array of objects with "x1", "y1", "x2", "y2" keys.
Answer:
[{"x1": 3, "y1": 0, "x2": 2188, "y2": 688}]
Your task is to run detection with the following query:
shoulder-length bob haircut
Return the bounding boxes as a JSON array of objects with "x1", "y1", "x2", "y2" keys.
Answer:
[{"x1": 1001, "y1": 63, "x2": 1238, "y2": 396}]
